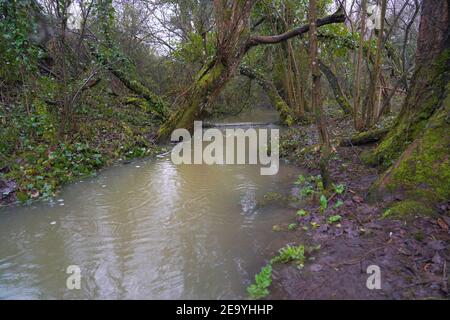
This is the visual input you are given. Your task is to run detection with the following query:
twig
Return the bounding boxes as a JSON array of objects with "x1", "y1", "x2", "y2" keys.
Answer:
[{"x1": 329, "y1": 246, "x2": 386, "y2": 269}]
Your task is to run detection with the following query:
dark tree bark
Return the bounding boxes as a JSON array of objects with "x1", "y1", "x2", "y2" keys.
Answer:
[
  {"x1": 245, "y1": 7, "x2": 345, "y2": 47},
  {"x1": 353, "y1": 0, "x2": 367, "y2": 131}
]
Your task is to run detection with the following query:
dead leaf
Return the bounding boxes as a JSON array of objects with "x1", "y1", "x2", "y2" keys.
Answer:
[
  {"x1": 437, "y1": 218, "x2": 449, "y2": 231},
  {"x1": 423, "y1": 263, "x2": 433, "y2": 272},
  {"x1": 352, "y1": 195, "x2": 364, "y2": 203}
]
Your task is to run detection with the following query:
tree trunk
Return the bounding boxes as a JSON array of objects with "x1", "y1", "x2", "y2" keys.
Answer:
[
  {"x1": 367, "y1": 0, "x2": 450, "y2": 210},
  {"x1": 309, "y1": 0, "x2": 332, "y2": 189},
  {"x1": 239, "y1": 65, "x2": 295, "y2": 125},
  {"x1": 104, "y1": 63, "x2": 169, "y2": 120},
  {"x1": 157, "y1": 58, "x2": 235, "y2": 140},
  {"x1": 363, "y1": 0, "x2": 387, "y2": 129},
  {"x1": 96, "y1": 0, "x2": 168, "y2": 121},
  {"x1": 319, "y1": 60, "x2": 353, "y2": 115},
  {"x1": 340, "y1": 127, "x2": 389, "y2": 146},
  {"x1": 157, "y1": 0, "x2": 254, "y2": 141},
  {"x1": 157, "y1": 4, "x2": 345, "y2": 142},
  {"x1": 353, "y1": 0, "x2": 368, "y2": 130},
  {"x1": 288, "y1": 41, "x2": 307, "y2": 118}
]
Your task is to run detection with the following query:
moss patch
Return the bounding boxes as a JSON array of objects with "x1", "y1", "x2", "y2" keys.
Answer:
[
  {"x1": 378, "y1": 84, "x2": 450, "y2": 205},
  {"x1": 382, "y1": 200, "x2": 436, "y2": 220},
  {"x1": 368, "y1": 49, "x2": 450, "y2": 215}
]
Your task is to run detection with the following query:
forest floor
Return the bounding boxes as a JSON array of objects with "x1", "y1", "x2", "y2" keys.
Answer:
[{"x1": 269, "y1": 114, "x2": 450, "y2": 299}]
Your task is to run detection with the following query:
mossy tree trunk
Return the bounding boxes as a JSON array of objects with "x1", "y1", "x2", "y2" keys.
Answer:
[
  {"x1": 319, "y1": 60, "x2": 353, "y2": 115},
  {"x1": 105, "y1": 64, "x2": 169, "y2": 120},
  {"x1": 96, "y1": 0, "x2": 169, "y2": 121},
  {"x1": 157, "y1": 58, "x2": 236, "y2": 140},
  {"x1": 368, "y1": 0, "x2": 450, "y2": 209},
  {"x1": 157, "y1": 0, "x2": 255, "y2": 141},
  {"x1": 239, "y1": 65, "x2": 295, "y2": 125}
]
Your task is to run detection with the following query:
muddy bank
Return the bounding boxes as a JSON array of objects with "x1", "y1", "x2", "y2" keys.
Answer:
[{"x1": 267, "y1": 115, "x2": 450, "y2": 299}]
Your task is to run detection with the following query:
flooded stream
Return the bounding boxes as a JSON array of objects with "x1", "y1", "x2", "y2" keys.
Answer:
[{"x1": 0, "y1": 108, "x2": 300, "y2": 299}]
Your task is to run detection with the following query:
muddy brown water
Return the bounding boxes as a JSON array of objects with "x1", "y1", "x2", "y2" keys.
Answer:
[{"x1": 0, "y1": 108, "x2": 301, "y2": 299}]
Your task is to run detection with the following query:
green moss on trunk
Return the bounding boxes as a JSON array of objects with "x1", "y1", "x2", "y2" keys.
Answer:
[
  {"x1": 376, "y1": 86, "x2": 450, "y2": 204},
  {"x1": 368, "y1": 49, "x2": 450, "y2": 214},
  {"x1": 239, "y1": 65, "x2": 295, "y2": 125},
  {"x1": 364, "y1": 50, "x2": 450, "y2": 169},
  {"x1": 157, "y1": 61, "x2": 226, "y2": 142}
]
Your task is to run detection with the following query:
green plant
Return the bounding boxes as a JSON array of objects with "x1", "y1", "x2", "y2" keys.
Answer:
[
  {"x1": 319, "y1": 194, "x2": 328, "y2": 212},
  {"x1": 272, "y1": 244, "x2": 305, "y2": 268},
  {"x1": 294, "y1": 174, "x2": 306, "y2": 185},
  {"x1": 296, "y1": 209, "x2": 308, "y2": 217},
  {"x1": 333, "y1": 200, "x2": 344, "y2": 209},
  {"x1": 295, "y1": 174, "x2": 328, "y2": 198},
  {"x1": 288, "y1": 223, "x2": 297, "y2": 230},
  {"x1": 247, "y1": 263, "x2": 273, "y2": 299},
  {"x1": 328, "y1": 215, "x2": 342, "y2": 224},
  {"x1": 248, "y1": 241, "x2": 319, "y2": 299},
  {"x1": 300, "y1": 185, "x2": 315, "y2": 197},
  {"x1": 311, "y1": 221, "x2": 320, "y2": 229},
  {"x1": 0, "y1": 0, "x2": 41, "y2": 79},
  {"x1": 333, "y1": 183, "x2": 346, "y2": 195},
  {"x1": 382, "y1": 209, "x2": 392, "y2": 219}
]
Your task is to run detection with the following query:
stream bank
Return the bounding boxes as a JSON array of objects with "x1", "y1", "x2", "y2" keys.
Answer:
[
  {"x1": 265, "y1": 114, "x2": 450, "y2": 299},
  {"x1": 0, "y1": 94, "x2": 164, "y2": 208}
]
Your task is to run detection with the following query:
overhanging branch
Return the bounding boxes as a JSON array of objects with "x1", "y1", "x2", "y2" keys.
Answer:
[{"x1": 245, "y1": 6, "x2": 345, "y2": 49}]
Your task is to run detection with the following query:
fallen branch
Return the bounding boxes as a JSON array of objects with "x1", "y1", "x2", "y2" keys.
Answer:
[{"x1": 340, "y1": 127, "x2": 390, "y2": 147}]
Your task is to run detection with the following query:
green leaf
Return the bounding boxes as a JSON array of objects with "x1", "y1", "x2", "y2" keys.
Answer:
[
  {"x1": 320, "y1": 194, "x2": 328, "y2": 212},
  {"x1": 333, "y1": 184, "x2": 346, "y2": 195},
  {"x1": 272, "y1": 244, "x2": 305, "y2": 268},
  {"x1": 333, "y1": 200, "x2": 344, "y2": 209},
  {"x1": 296, "y1": 209, "x2": 308, "y2": 217},
  {"x1": 247, "y1": 263, "x2": 273, "y2": 299},
  {"x1": 294, "y1": 174, "x2": 305, "y2": 185},
  {"x1": 328, "y1": 215, "x2": 342, "y2": 224}
]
